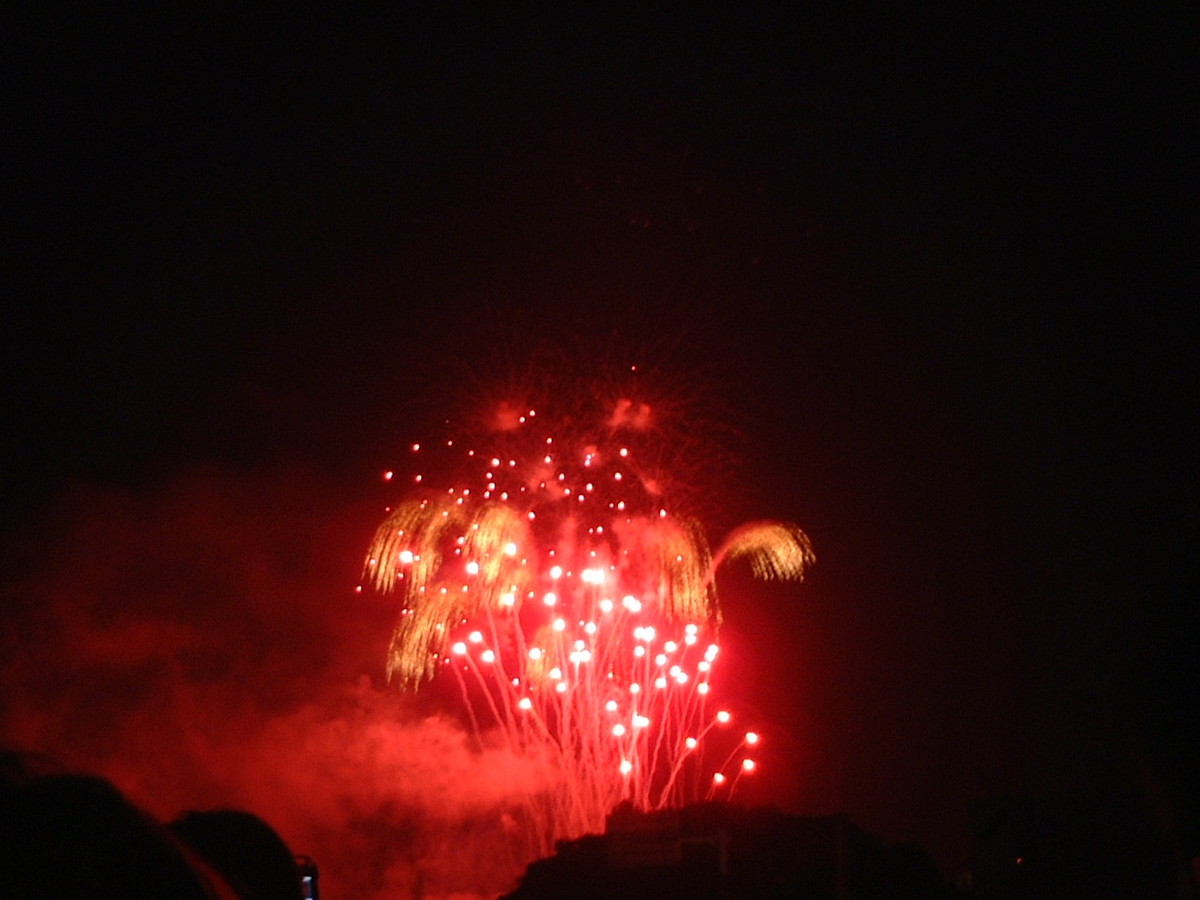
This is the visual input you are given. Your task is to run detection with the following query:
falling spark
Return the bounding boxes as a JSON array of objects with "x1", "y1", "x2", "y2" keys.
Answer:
[{"x1": 363, "y1": 386, "x2": 813, "y2": 857}]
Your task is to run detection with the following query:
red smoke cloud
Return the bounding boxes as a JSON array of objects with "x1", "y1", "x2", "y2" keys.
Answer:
[{"x1": 0, "y1": 465, "x2": 549, "y2": 898}]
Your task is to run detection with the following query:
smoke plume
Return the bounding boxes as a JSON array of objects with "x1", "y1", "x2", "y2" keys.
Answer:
[{"x1": 0, "y1": 464, "x2": 549, "y2": 898}]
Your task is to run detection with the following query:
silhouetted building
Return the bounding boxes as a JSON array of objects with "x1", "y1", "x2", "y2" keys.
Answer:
[{"x1": 502, "y1": 802, "x2": 952, "y2": 899}]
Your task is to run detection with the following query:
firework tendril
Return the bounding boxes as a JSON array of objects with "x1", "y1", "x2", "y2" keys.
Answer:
[{"x1": 363, "y1": 391, "x2": 813, "y2": 857}]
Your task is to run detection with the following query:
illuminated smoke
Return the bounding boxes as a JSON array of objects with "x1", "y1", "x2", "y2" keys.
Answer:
[
  {"x1": 364, "y1": 388, "x2": 814, "y2": 857},
  {"x1": 0, "y1": 466, "x2": 549, "y2": 898},
  {"x1": 0, "y1": 377, "x2": 813, "y2": 896}
]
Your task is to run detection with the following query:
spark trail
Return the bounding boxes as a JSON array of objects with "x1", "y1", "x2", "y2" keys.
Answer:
[{"x1": 362, "y1": 384, "x2": 813, "y2": 857}]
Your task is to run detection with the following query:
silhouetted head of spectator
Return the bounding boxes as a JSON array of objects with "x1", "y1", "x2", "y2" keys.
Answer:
[
  {"x1": 0, "y1": 748, "x2": 62, "y2": 786},
  {"x1": 169, "y1": 808, "x2": 304, "y2": 900},
  {"x1": 0, "y1": 760, "x2": 221, "y2": 899}
]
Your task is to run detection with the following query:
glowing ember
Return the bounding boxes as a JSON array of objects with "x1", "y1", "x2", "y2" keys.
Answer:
[{"x1": 363, "y1": 388, "x2": 814, "y2": 856}]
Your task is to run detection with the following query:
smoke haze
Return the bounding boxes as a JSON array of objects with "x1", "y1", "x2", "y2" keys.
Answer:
[{"x1": 0, "y1": 464, "x2": 550, "y2": 898}]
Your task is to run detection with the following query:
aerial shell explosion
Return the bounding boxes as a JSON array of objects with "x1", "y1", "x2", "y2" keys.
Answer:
[{"x1": 363, "y1": 390, "x2": 813, "y2": 858}]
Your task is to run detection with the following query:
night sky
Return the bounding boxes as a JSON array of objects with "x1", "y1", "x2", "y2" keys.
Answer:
[{"x1": 4, "y1": 8, "x2": 1196, "y2": 897}]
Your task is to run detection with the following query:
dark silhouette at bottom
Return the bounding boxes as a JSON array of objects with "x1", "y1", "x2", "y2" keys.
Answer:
[
  {"x1": 0, "y1": 750, "x2": 309, "y2": 900},
  {"x1": 502, "y1": 802, "x2": 954, "y2": 900}
]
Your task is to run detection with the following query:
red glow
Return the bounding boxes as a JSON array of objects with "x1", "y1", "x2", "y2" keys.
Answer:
[{"x1": 363, "y1": 390, "x2": 813, "y2": 858}]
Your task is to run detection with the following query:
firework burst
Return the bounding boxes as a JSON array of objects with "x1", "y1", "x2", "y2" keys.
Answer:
[{"x1": 363, "y1": 382, "x2": 813, "y2": 857}]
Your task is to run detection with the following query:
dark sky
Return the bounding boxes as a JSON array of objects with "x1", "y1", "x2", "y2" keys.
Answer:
[{"x1": 4, "y1": 7, "x2": 1196, "y2": 895}]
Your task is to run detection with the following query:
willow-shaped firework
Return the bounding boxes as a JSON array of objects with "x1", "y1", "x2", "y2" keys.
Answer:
[{"x1": 363, "y1": 391, "x2": 813, "y2": 855}]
